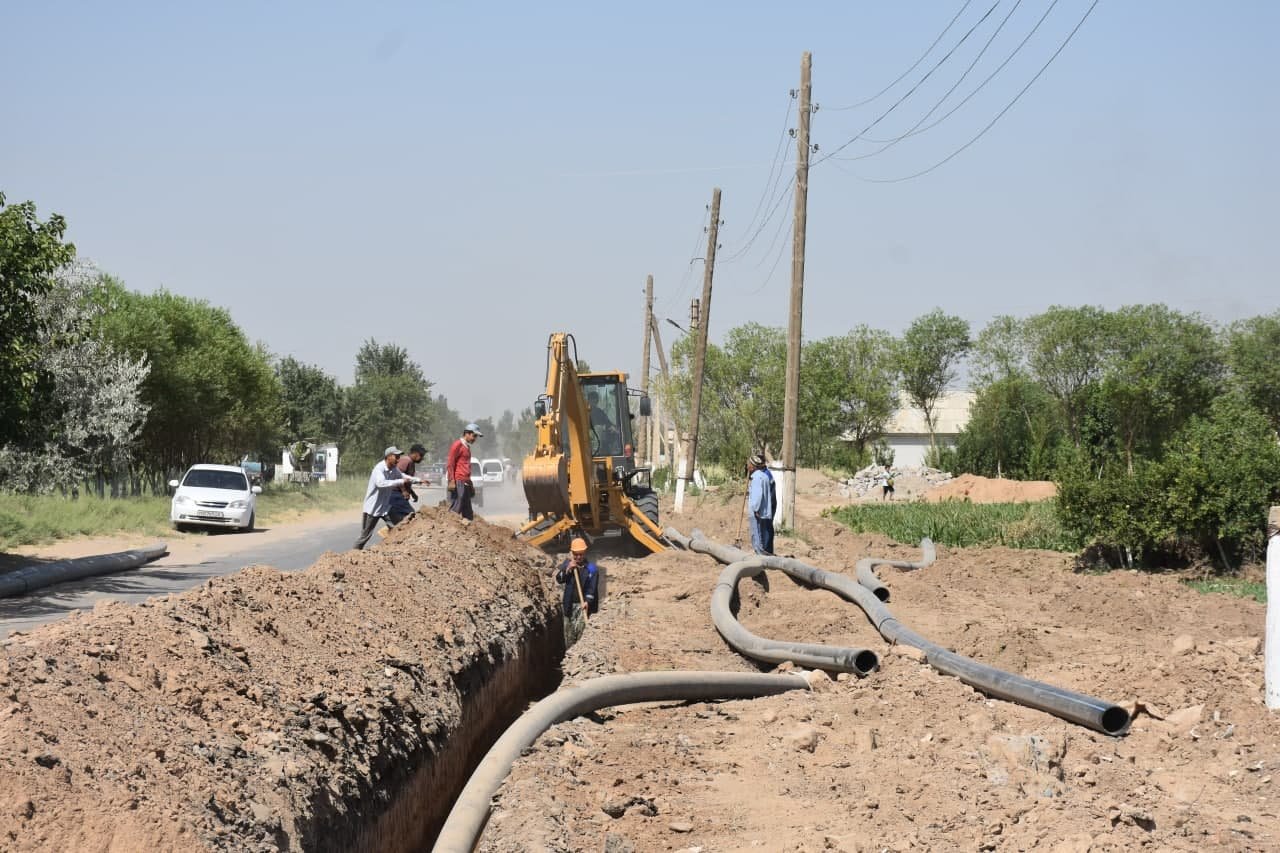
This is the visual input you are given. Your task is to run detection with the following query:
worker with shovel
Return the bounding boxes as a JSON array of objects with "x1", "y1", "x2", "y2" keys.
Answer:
[
  {"x1": 747, "y1": 454, "x2": 777, "y2": 555},
  {"x1": 554, "y1": 537, "x2": 599, "y2": 646}
]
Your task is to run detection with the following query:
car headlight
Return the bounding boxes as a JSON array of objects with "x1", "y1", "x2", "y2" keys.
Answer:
[
  {"x1": 175, "y1": 495, "x2": 193, "y2": 506},
  {"x1": 228, "y1": 499, "x2": 249, "y2": 509}
]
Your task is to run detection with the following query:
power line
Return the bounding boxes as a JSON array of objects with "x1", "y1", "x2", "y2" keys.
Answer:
[
  {"x1": 670, "y1": 206, "x2": 711, "y2": 307},
  {"x1": 727, "y1": 93, "x2": 796, "y2": 247},
  {"x1": 836, "y1": 0, "x2": 1029, "y2": 161},
  {"x1": 747, "y1": 214, "x2": 794, "y2": 294},
  {"x1": 861, "y1": 0, "x2": 1101, "y2": 183},
  {"x1": 812, "y1": 0, "x2": 1001, "y2": 167},
  {"x1": 852, "y1": 0, "x2": 1063, "y2": 152},
  {"x1": 825, "y1": 0, "x2": 976, "y2": 111},
  {"x1": 718, "y1": 174, "x2": 795, "y2": 265}
]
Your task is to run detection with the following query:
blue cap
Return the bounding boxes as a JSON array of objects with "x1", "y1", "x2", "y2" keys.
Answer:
[{"x1": 464, "y1": 422, "x2": 484, "y2": 436}]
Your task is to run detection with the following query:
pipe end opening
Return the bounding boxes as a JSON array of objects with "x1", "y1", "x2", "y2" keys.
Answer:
[
  {"x1": 853, "y1": 650, "x2": 880, "y2": 676},
  {"x1": 1100, "y1": 706, "x2": 1131, "y2": 736},
  {"x1": 874, "y1": 587, "x2": 890, "y2": 602}
]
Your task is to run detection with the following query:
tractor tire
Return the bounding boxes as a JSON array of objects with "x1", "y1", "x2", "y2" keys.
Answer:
[{"x1": 627, "y1": 488, "x2": 661, "y2": 555}]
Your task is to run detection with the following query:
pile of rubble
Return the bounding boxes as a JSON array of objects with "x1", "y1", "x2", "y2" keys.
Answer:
[{"x1": 836, "y1": 465, "x2": 954, "y2": 500}]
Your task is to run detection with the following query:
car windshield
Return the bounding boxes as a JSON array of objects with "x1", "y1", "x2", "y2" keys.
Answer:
[
  {"x1": 470, "y1": 461, "x2": 481, "y2": 478},
  {"x1": 182, "y1": 469, "x2": 249, "y2": 491},
  {"x1": 482, "y1": 461, "x2": 502, "y2": 474}
]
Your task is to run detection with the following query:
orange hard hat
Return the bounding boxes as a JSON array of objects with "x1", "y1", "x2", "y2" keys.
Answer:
[{"x1": 570, "y1": 537, "x2": 588, "y2": 554}]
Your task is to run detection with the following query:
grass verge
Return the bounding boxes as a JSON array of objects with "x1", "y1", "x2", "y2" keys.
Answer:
[
  {"x1": 0, "y1": 478, "x2": 367, "y2": 550},
  {"x1": 824, "y1": 499, "x2": 1078, "y2": 551},
  {"x1": 1182, "y1": 577, "x2": 1266, "y2": 604}
]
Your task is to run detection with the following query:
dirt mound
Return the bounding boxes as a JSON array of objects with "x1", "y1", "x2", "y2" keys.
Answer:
[
  {"x1": 0, "y1": 507, "x2": 559, "y2": 852},
  {"x1": 926, "y1": 473, "x2": 1057, "y2": 503},
  {"x1": 479, "y1": 491, "x2": 1277, "y2": 852}
]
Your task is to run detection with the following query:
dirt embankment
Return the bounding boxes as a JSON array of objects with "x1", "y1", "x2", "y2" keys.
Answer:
[
  {"x1": 926, "y1": 473, "x2": 1058, "y2": 504},
  {"x1": 480, "y1": 491, "x2": 1278, "y2": 852},
  {"x1": 0, "y1": 507, "x2": 561, "y2": 852}
]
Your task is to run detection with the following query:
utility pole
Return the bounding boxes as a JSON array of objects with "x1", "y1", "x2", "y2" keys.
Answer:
[
  {"x1": 780, "y1": 51, "x2": 812, "y2": 530},
  {"x1": 650, "y1": 316, "x2": 671, "y2": 482},
  {"x1": 639, "y1": 275, "x2": 653, "y2": 466},
  {"x1": 675, "y1": 187, "x2": 721, "y2": 514}
]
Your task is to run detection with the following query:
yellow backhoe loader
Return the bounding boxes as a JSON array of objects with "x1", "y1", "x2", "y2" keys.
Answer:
[{"x1": 518, "y1": 332, "x2": 667, "y2": 554}]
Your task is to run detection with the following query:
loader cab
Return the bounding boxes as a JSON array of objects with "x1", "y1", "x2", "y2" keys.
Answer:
[{"x1": 580, "y1": 375, "x2": 632, "y2": 461}]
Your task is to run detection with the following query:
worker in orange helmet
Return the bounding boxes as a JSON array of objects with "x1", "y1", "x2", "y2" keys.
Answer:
[{"x1": 554, "y1": 537, "x2": 600, "y2": 646}]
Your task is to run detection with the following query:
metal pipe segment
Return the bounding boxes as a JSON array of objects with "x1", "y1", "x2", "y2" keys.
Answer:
[
  {"x1": 432, "y1": 670, "x2": 811, "y2": 853},
  {"x1": 0, "y1": 544, "x2": 168, "y2": 599},
  {"x1": 854, "y1": 538, "x2": 936, "y2": 601},
  {"x1": 666, "y1": 527, "x2": 1130, "y2": 736}
]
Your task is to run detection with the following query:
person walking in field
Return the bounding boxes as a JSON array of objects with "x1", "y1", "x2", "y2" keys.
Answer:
[
  {"x1": 554, "y1": 537, "x2": 599, "y2": 645},
  {"x1": 446, "y1": 423, "x2": 482, "y2": 520},
  {"x1": 748, "y1": 454, "x2": 777, "y2": 556},
  {"x1": 354, "y1": 446, "x2": 421, "y2": 550},
  {"x1": 879, "y1": 466, "x2": 896, "y2": 501}
]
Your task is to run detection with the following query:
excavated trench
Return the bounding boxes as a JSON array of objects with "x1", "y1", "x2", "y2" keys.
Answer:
[{"x1": 332, "y1": 623, "x2": 565, "y2": 853}]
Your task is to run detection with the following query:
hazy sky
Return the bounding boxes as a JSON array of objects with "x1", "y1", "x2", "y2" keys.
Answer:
[{"x1": 4, "y1": 2, "x2": 1276, "y2": 420}]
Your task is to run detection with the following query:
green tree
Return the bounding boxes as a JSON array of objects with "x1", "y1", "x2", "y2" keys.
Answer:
[
  {"x1": 277, "y1": 357, "x2": 343, "y2": 441},
  {"x1": 0, "y1": 193, "x2": 77, "y2": 444},
  {"x1": 1098, "y1": 305, "x2": 1222, "y2": 473},
  {"x1": 0, "y1": 263, "x2": 150, "y2": 494},
  {"x1": 1159, "y1": 393, "x2": 1280, "y2": 568},
  {"x1": 897, "y1": 309, "x2": 970, "y2": 450},
  {"x1": 970, "y1": 315, "x2": 1026, "y2": 386},
  {"x1": 953, "y1": 376, "x2": 1063, "y2": 480},
  {"x1": 1226, "y1": 312, "x2": 1280, "y2": 433},
  {"x1": 1022, "y1": 306, "x2": 1110, "y2": 446},
  {"x1": 800, "y1": 328, "x2": 898, "y2": 466},
  {"x1": 342, "y1": 340, "x2": 434, "y2": 464},
  {"x1": 95, "y1": 281, "x2": 283, "y2": 486}
]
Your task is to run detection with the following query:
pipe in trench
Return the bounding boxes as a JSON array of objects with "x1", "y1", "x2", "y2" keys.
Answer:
[
  {"x1": 432, "y1": 670, "x2": 811, "y2": 853},
  {"x1": 711, "y1": 557, "x2": 879, "y2": 676},
  {"x1": 854, "y1": 538, "x2": 936, "y2": 601},
  {"x1": 0, "y1": 544, "x2": 168, "y2": 598},
  {"x1": 666, "y1": 527, "x2": 1131, "y2": 737}
]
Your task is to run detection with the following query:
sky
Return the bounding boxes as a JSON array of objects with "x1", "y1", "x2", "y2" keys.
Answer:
[{"x1": 4, "y1": 1, "x2": 1276, "y2": 421}]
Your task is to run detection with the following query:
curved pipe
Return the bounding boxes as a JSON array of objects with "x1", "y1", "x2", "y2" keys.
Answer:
[
  {"x1": 667, "y1": 527, "x2": 1130, "y2": 736},
  {"x1": 855, "y1": 538, "x2": 936, "y2": 601},
  {"x1": 711, "y1": 557, "x2": 880, "y2": 676},
  {"x1": 432, "y1": 670, "x2": 810, "y2": 853},
  {"x1": 0, "y1": 544, "x2": 168, "y2": 599}
]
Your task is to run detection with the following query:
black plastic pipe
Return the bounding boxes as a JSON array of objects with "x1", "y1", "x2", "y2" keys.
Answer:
[
  {"x1": 711, "y1": 556, "x2": 879, "y2": 676},
  {"x1": 855, "y1": 538, "x2": 936, "y2": 601},
  {"x1": 0, "y1": 544, "x2": 168, "y2": 599},
  {"x1": 432, "y1": 670, "x2": 811, "y2": 853},
  {"x1": 667, "y1": 527, "x2": 1130, "y2": 736}
]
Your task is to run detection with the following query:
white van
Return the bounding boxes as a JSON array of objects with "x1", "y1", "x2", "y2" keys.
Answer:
[{"x1": 480, "y1": 458, "x2": 505, "y2": 484}]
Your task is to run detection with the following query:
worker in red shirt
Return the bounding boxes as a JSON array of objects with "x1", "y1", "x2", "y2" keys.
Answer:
[{"x1": 446, "y1": 422, "x2": 482, "y2": 520}]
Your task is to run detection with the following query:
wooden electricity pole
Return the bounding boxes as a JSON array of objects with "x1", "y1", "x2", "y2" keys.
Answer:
[
  {"x1": 650, "y1": 316, "x2": 671, "y2": 478},
  {"x1": 675, "y1": 187, "x2": 721, "y2": 514},
  {"x1": 780, "y1": 51, "x2": 812, "y2": 530},
  {"x1": 638, "y1": 275, "x2": 653, "y2": 465}
]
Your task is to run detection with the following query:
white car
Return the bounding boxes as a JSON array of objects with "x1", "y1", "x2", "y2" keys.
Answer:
[
  {"x1": 169, "y1": 464, "x2": 262, "y2": 532},
  {"x1": 480, "y1": 458, "x2": 505, "y2": 484}
]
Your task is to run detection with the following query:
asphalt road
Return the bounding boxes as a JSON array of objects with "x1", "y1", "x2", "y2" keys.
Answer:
[{"x1": 0, "y1": 515, "x2": 360, "y2": 638}]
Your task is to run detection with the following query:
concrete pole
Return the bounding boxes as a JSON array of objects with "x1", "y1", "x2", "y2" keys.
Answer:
[
  {"x1": 1267, "y1": 506, "x2": 1280, "y2": 709},
  {"x1": 779, "y1": 51, "x2": 811, "y2": 530}
]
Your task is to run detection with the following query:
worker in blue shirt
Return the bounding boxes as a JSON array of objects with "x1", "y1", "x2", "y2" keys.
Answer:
[
  {"x1": 555, "y1": 537, "x2": 599, "y2": 646},
  {"x1": 747, "y1": 454, "x2": 777, "y2": 555}
]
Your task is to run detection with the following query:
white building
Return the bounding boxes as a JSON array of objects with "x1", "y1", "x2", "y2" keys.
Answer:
[{"x1": 879, "y1": 391, "x2": 975, "y2": 469}]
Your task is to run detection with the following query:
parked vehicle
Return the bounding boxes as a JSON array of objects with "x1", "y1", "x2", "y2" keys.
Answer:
[
  {"x1": 470, "y1": 460, "x2": 485, "y2": 508},
  {"x1": 169, "y1": 464, "x2": 262, "y2": 532},
  {"x1": 480, "y1": 458, "x2": 505, "y2": 484}
]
